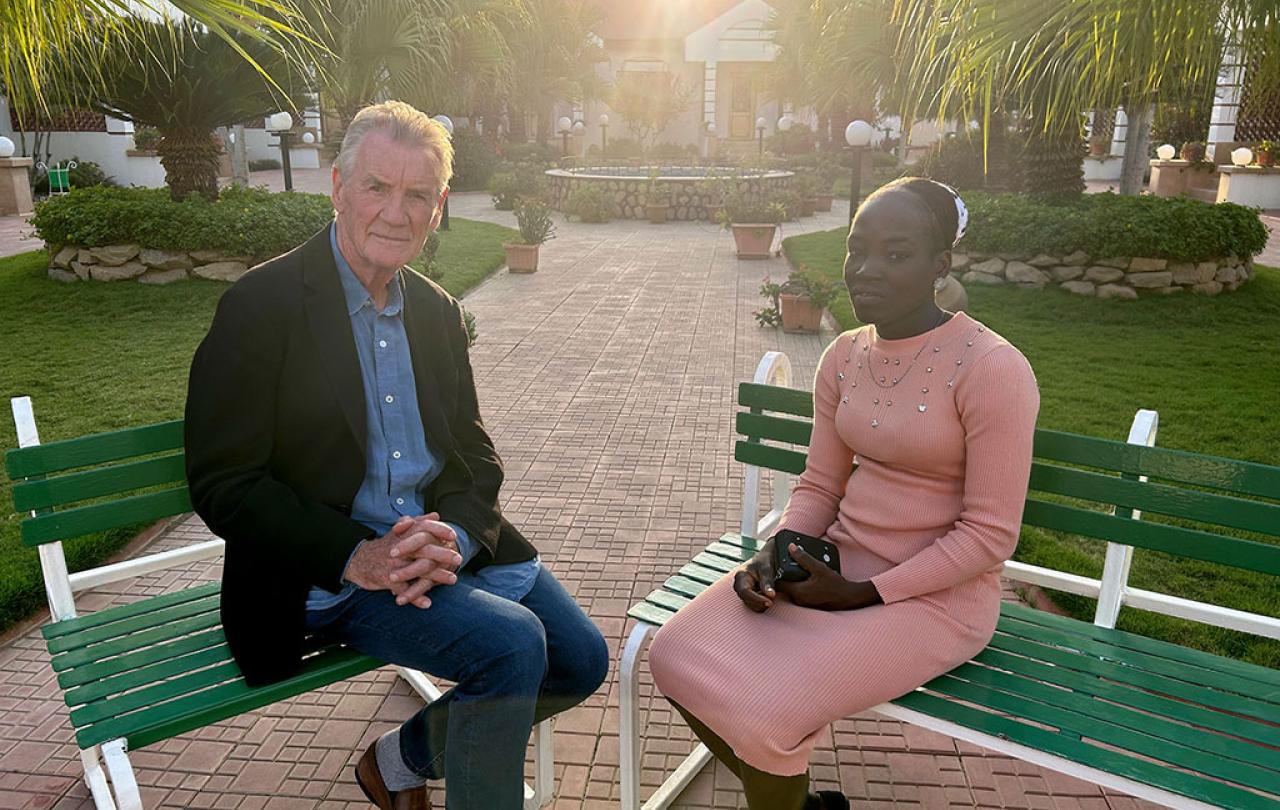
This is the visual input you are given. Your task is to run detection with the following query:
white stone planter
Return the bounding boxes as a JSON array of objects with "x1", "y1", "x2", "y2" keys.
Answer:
[{"x1": 1215, "y1": 166, "x2": 1280, "y2": 208}]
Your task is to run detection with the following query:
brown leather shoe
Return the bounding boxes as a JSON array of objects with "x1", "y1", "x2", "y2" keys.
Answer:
[{"x1": 355, "y1": 740, "x2": 432, "y2": 810}]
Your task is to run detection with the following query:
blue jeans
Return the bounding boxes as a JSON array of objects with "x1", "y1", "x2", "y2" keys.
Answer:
[{"x1": 304, "y1": 566, "x2": 608, "y2": 810}]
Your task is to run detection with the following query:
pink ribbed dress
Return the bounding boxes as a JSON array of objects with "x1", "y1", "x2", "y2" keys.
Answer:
[{"x1": 649, "y1": 312, "x2": 1040, "y2": 776}]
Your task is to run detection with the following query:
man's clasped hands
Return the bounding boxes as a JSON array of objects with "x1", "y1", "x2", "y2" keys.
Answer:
[{"x1": 342, "y1": 513, "x2": 463, "y2": 608}]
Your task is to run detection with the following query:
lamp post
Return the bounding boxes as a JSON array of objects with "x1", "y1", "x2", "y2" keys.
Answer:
[
  {"x1": 756, "y1": 116, "x2": 767, "y2": 157},
  {"x1": 704, "y1": 121, "x2": 716, "y2": 161},
  {"x1": 267, "y1": 111, "x2": 295, "y2": 191},
  {"x1": 558, "y1": 116, "x2": 572, "y2": 158},
  {"x1": 598, "y1": 114, "x2": 609, "y2": 158},
  {"x1": 432, "y1": 115, "x2": 454, "y2": 231},
  {"x1": 845, "y1": 119, "x2": 873, "y2": 225}
]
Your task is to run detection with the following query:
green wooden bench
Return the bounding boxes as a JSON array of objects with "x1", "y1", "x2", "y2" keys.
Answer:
[
  {"x1": 618, "y1": 351, "x2": 1280, "y2": 810},
  {"x1": 6, "y1": 396, "x2": 555, "y2": 810}
]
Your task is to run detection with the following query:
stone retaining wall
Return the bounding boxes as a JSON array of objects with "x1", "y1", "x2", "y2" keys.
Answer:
[
  {"x1": 45, "y1": 244, "x2": 250, "y2": 284},
  {"x1": 546, "y1": 169, "x2": 794, "y2": 221},
  {"x1": 951, "y1": 250, "x2": 1254, "y2": 298}
]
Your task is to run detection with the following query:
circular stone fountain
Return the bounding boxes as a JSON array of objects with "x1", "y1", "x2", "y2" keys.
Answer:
[{"x1": 545, "y1": 165, "x2": 795, "y2": 221}]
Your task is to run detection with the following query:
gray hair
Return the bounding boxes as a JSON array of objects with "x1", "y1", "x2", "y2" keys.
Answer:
[{"x1": 334, "y1": 101, "x2": 454, "y2": 191}]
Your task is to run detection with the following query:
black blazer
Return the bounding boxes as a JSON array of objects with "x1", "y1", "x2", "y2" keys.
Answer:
[{"x1": 185, "y1": 226, "x2": 536, "y2": 686}]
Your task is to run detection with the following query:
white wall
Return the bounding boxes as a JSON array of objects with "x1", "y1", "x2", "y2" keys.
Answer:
[{"x1": 24, "y1": 131, "x2": 166, "y2": 188}]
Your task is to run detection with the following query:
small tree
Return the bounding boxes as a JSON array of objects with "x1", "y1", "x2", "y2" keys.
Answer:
[{"x1": 610, "y1": 71, "x2": 693, "y2": 149}]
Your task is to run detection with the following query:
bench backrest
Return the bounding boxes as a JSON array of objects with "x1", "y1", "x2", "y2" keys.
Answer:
[
  {"x1": 6, "y1": 398, "x2": 212, "y2": 624},
  {"x1": 733, "y1": 377, "x2": 1280, "y2": 638}
]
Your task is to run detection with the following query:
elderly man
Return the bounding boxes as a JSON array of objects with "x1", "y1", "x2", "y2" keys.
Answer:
[{"x1": 185, "y1": 101, "x2": 608, "y2": 810}]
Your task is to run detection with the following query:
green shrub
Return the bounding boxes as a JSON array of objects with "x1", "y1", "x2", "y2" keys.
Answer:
[
  {"x1": 418, "y1": 231, "x2": 442, "y2": 280},
  {"x1": 132, "y1": 127, "x2": 162, "y2": 151},
  {"x1": 648, "y1": 141, "x2": 697, "y2": 160},
  {"x1": 566, "y1": 182, "x2": 614, "y2": 222},
  {"x1": 31, "y1": 185, "x2": 334, "y2": 260},
  {"x1": 32, "y1": 158, "x2": 116, "y2": 194},
  {"x1": 960, "y1": 191, "x2": 1268, "y2": 262},
  {"x1": 249, "y1": 158, "x2": 281, "y2": 171},
  {"x1": 720, "y1": 188, "x2": 786, "y2": 225},
  {"x1": 449, "y1": 129, "x2": 501, "y2": 192},
  {"x1": 765, "y1": 122, "x2": 816, "y2": 155},
  {"x1": 489, "y1": 165, "x2": 546, "y2": 210},
  {"x1": 497, "y1": 141, "x2": 560, "y2": 167},
  {"x1": 600, "y1": 137, "x2": 643, "y2": 159}
]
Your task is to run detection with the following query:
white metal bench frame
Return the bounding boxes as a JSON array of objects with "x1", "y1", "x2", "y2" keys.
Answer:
[
  {"x1": 617, "y1": 351, "x2": 1280, "y2": 810},
  {"x1": 12, "y1": 396, "x2": 555, "y2": 810}
]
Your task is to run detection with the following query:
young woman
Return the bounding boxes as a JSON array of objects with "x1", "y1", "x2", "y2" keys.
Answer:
[{"x1": 649, "y1": 177, "x2": 1040, "y2": 810}]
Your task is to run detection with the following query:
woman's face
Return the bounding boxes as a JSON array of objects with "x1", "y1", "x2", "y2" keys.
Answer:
[{"x1": 843, "y1": 191, "x2": 950, "y2": 326}]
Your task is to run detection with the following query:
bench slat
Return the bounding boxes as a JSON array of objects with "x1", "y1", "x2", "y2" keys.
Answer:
[
  {"x1": 43, "y1": 582, "x2": 221, "y2": 640},
  {"x1": 678, "y1": 561, "x2": 728, "y2": 586},
  {"x1": 735, "y1": 412, "x2": 813, "y2": 447},
  {"x1": 1029, "y1": 462, "x2": 1280, "y2": 538},
  {"x1": 50, "y1": 612, "x2": 222, "y2": 671},
  {"x1": 972, "y1": 646, "x2": 1280, "y2": 750},
  {"x1": 692, "y1": 551, "x2": 740, "y2": 574},
  {"x1": 662, "y1": 574, "x2": 711, "y2": 600},
  {"x1": 22, "y1": 486, "x2": 193, "y2": 546},
  {"x1": 6, "y1": 421, "x2": 185, "y2": 479},
  {"x1": 77, "y1": 647, "x2": 381, "y2": 750},
  {"x1": 644, "y1": 591, "x2": 690, "y2": 615},
  {"x1": 47, "y1": 595, "x2": 220, "y2": 654},
  {"x1": 895, "y1": 691, "x2": 1275, "y2": 809},
  {"x1": 1021, "y1": 498, "x2": 1280, "y2": 576},
  {"x1": 628, "y1": 602, "x2": 676, "y2": 626},
  {"x1": 734, "y1": 441, "x2": 807, "y2": 476},
  {"x1": 1033, "y1": 429, "x2": 1280, "y2": 501},
  {"x1": 14, "y1": 454, "x2": 187, "y2": 512},
  {"x1": 57, "y1": 628, "x2": 226, "y2": 689},
  {"x1": 991, "y1": 629, "x2": 1280, "y2": 720},
  {"x1": 943, "y1": 662, "x2": 1280, "y2": 781},
  {"x1": 737, "y1": 383, "x2": 813, "y2": 418},
  {"x1": 1003, "y1": 602, "x2": 1280, "y2": 691},
  {"x1": 65, "y1": 644, "x2": 234, "y2": 707},
  {"x1": 71, "y1": 660, "x2": 243, "y2": 727}
]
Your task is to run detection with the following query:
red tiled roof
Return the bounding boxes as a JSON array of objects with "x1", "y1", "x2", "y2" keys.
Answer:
[{"x1": 591, "y1": 0, "x2": 765, "y2": 41}]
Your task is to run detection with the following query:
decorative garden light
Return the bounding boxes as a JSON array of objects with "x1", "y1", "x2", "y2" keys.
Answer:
[
  {"x1": 756, "y1": 116, "x2": 767, "y2": 156},
  {"x1": 598, "y1": 113, "x2": 610, "y2": 156},
  {"x1": 558, "y1": 116, "x2": 573, "y2": 157},
  {"x1": 0, "y1": 137, "x2": 14, "y2": 159},
  {"x1": 1156, "y1": 143, "x2": 1176, "y2": 161},
  {"x1": 432, "y1": 115, "x2": 454, "y2": 230},
  {"x1": 1232, "y1": 147, "x2": 1254, "y2": 167},
  {"x1": 778, "y1": 114, "x2": 794, "y2": 133},
  {"x1": 266, "y1": 111, "x2": 295, "y2": 191},
  {"x1": 301, "y1": 131, "x2": 316, "y2": 145},
  {"x1": 845, "y1": 119, "x2": 874, "y2": 224}
]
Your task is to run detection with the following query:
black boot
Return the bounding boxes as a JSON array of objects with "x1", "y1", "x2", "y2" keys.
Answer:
[{"x1": 804, "y1": 790, "x2": 851, "y2": 810}]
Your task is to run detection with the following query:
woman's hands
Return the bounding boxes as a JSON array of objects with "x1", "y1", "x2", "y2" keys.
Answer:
[{"x1": 733, "y1": 537, "x2": 883, "y2": 612}]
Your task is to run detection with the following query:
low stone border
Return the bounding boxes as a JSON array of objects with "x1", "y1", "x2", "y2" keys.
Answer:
[
  {"x1": 45, "y1": 244, "x2": 249, "y2": 284},
  {"x1": 546, "y1": 167, "x2": 794, "y2": 221},
  {"x1": 951, "y1": 250, "x2": 1255, "y2": 298}
]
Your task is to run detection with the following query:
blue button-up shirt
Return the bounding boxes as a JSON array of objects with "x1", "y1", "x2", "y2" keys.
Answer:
[{"x1": 306, "y1": 224, "x2": 539, "y2": 611}]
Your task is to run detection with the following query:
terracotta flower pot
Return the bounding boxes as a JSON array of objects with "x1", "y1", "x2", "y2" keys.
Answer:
[
  {"x1": 729, "y1": 223, "x2": 777, "y2": 259},
  {"x1": 504, "y1": 243, "x2": 540, "y2": 273},
  {"x1": 1257, "y1": 151, "x2": 1275, "y2": 168},
  {"x1": 811, "y1": 195, "x2": 833, "y2": 212},
  {"x1": 779, "y1": 293, "x2": 824, "y2": 332},
  {"x1": 1088, "y1": 137, "x2": 1110, "y2": 157},
  {"x1": 704, "y1": 203, "x2": 723, "y2": 222},
  {"x1": 646, "y1": 204, "x2": 669, "y2": 224}
]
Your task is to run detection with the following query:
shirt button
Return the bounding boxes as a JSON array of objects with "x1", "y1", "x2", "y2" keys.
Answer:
[
  {"x1": 392, "y1": 451, "x2": 402, "y2": 459},
  {"x1": 395, "y1": 498, "x2": 405, "y2": 505},
  {"x1": 379, "y1": 340, "x2": 388, "y2": 348},
  {"x1": 385, "y1": 395, "x2": 394, "y2": 403}
]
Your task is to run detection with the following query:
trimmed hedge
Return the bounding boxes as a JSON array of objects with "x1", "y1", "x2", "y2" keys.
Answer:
[
  {"x1": 31, "y1": 185, "x2": 334, "y2": 261},
  {"x1": 963, "y1": 192, "x2": 1269, "y2": 262}
]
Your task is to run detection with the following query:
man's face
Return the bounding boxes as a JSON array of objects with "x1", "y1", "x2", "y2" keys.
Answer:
[{"x1": 331, "y1": 129, "x2": 446, "y2": 276}]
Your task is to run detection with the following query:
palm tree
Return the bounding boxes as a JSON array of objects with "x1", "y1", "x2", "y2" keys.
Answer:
[
  {"x1": 85, "y1": 20, "x2": 308, "y2": 200},
  {"x1": 1, "y1": 0, "x2": 315, "y2": 115},
  {"x1": 890, "y1": 0, "x2": 1280, "y2": 195},
  {"x1": 501, "y1": 0, "x2": 603, "y2": 143}
]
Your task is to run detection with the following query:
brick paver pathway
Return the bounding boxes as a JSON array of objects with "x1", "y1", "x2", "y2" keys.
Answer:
[{"x1": 4, "y1": 178, "x2": 1162, "y2": 810}]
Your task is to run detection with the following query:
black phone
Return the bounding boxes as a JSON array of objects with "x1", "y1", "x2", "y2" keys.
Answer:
[{"x1": 772, "y1": 529, "x2": 841, "y2": 582}]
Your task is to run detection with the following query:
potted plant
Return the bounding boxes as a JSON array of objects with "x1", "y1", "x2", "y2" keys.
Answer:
[
  {"x1": 504, "y1": 198, "x2": 556, "y2": 273},
  {"x1": 811, "y1": 164, "x2": 836, "y2": 211},
  {"x1": 566, "y1": 181, "x2": 614, "y2": 223},
  {"x1": 1180, "y1": 141, "x2": 1206, "y2": 162},
  {"x1": 719, "y1": 189, "x2": 786, "y2": 259},
  {"x1": 1256, "y1": 140, "x2": 1276, "y2": 168},
  {"x1": 696, "y1": 171, "x2": 734, "y2": 222},
  {"x1": 791, "y1": 173, "x2": 819, "y2": 217},
  {"x1": 1088, "y1": 134, "x2": 1110, "y2": 157},
  {"x1": 777, "y1": 266, "x2": 838, "y2": 332},
  {"x1": 644, "y1": 171, "x2": 671, "y2": 224}
]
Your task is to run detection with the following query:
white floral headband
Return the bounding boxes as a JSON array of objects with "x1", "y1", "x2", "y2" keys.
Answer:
[{"x1": 937, "y1": 182, "x2": 968, "y2": 247}]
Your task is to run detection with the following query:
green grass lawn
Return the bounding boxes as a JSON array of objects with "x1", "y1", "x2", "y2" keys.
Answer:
[
  {"x1": 784, "y1": 227, "x2": 1280, "y2": 666},
  {"x1": 0, "y1": 217, "x2": 516, "y2": 635}
]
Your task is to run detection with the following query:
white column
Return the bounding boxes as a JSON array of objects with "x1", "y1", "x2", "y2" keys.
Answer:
[
  {"x1": 703, "y1": 62, "x2": 717, "y2": 129},
  {"x1": 1208, "y1": 38, "x2": 1246, "y2": 160},
  {"x1": 1111, "y1": 108, "x2": 1127, "y2": 158}
]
